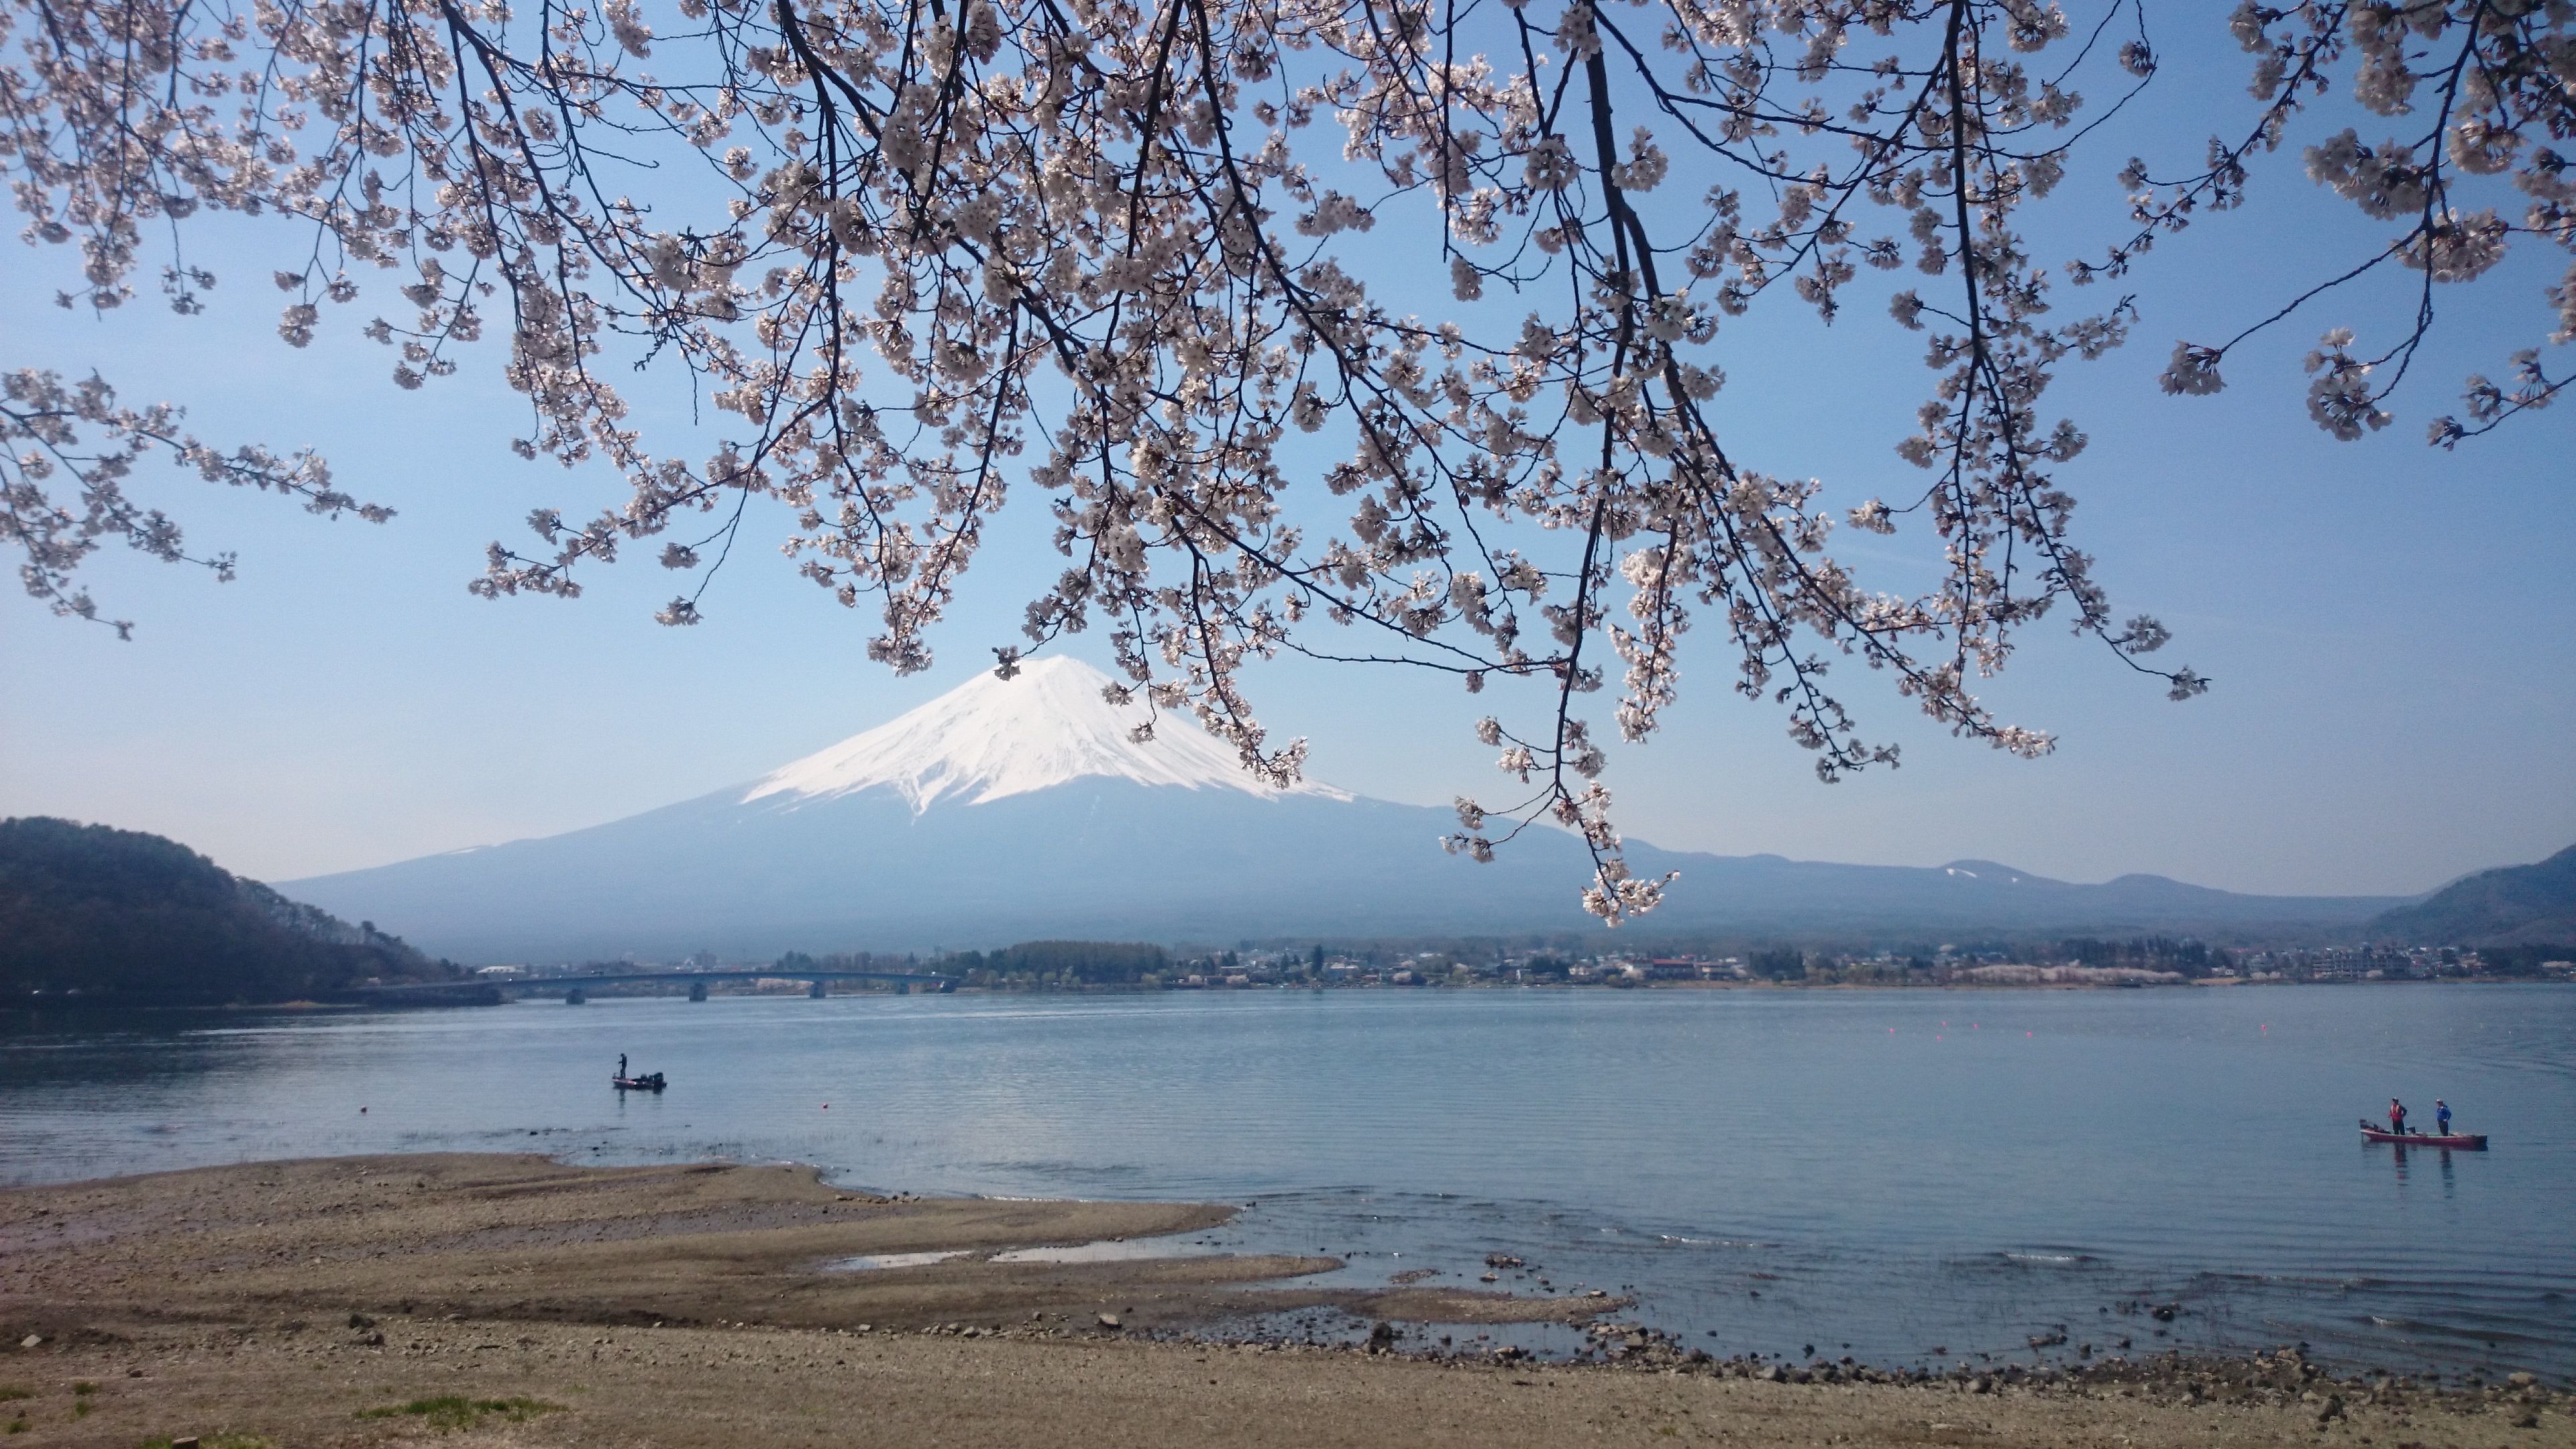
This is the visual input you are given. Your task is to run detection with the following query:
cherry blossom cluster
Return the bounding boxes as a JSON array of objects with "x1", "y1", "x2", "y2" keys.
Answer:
[
  {"x1": 2110, "y1": 2, "x2": 2574, "y2": 443},
  {"x1": 2, "y1": 369, "x2": 380, "y2": 635},
  {"x1": 5, "y1": 0, "x2": 2563, "y2": 919}
]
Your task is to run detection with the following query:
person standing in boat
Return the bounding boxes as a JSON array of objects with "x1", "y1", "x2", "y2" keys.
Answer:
[
  {"x1": 619, "y1": 1053, "x2": 628, "y2": 1081},
  {"x1": 2435, "y1": 1099, "x2": 2451, "y2": 1136},
  {"x1": 2388, "y1": 1098, "x2": 2408, "y2": 1134}
]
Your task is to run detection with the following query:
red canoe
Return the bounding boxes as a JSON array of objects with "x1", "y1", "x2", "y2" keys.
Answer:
[{"x1": 2359, "y1": 1123, "x2": 2485, "y2": 1150}]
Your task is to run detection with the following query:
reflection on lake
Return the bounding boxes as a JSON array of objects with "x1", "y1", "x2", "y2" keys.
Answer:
[
  {"x1": 3, "y1": 984, "x2": 2569, "y2": 1377},
  {"x1": 828, "y1": 1250, "x2": 972, "y2": 1271}
]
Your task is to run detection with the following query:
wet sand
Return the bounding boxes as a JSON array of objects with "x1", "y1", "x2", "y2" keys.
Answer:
[
  {"x1": 1, "y1": 1155, "x2": 2563, "y2": 1448},
  {"x1": 0, "y1": 1155, "x2": 1600, "y2": 1333}
]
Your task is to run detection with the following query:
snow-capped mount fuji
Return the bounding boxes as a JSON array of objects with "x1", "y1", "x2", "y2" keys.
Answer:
[
  {"x1": 280, "y1": 659, "x2": 2402, "y2": 961},
  {"x1": 286, "y1": 657, "x2": 1448, "y2": 961},
  {"x1": 742, "y1": 657, "x2": 1349, "y2": 813}
]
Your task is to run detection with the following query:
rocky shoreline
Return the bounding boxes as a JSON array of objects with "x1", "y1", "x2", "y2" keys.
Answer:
[{"x1": 6, "y1": 1311, "x2": 2564, "y2": 1449}]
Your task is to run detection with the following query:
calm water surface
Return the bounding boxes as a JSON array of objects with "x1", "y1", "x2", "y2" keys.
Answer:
[{"x1": 4, "y1": 985, "x2": 2569, "y2": 1377}]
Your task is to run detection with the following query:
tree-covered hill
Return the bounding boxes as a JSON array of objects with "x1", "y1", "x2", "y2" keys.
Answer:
[
  {"x1": 1, "y1": 817, "x2": 463, "y2": 1005},
  {"x1": 2366, "y1": 843, "x2": 2576, "y2": 948}
]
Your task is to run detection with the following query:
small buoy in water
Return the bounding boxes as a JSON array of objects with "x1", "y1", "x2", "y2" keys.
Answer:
[
  {"x1": 822, "y1": 1103, "x2": 829, "y2": 1110},
  {"x1": 360, "y1": 1106, "x2": 368, "y2": 1114}
]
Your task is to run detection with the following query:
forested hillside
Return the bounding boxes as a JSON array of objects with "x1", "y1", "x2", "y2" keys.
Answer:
[
  {"x1": 1, "y1": 818, "x2": 461, "y2": 1005},
  {"x1": 934, "y1": 941, "x2": 1171, "y2": 986},
  {"x1": 2367, "y1": 844, "x2": 2576, "y2": 947}
]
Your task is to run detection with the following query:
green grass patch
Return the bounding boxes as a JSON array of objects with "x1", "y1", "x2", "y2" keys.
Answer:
[
  {"x1": 5, "y1": 1420, "x2": 24, "y2": 1436},
  {"x1": 140, "y1": 1434, "x2": 270, "y2": 1449},
  {"x1": 73, "y1": 1382, "x2": 97, "y2": 1395},
  {"x1": 353, "y1": 1396, "x2": 564, "y2": 1432},
  {"x1": 0, "y1": 1391, "x2": 28, "y2": 1404}
]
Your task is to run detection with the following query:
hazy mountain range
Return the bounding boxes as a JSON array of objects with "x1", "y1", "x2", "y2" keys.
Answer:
[{"x1": 275, "y1": 660, "x2": 2432, "y2": 962}]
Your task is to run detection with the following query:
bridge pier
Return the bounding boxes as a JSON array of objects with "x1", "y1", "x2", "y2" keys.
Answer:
[
  {"x1": 566, "y1": 987, "x2": 586, "y2": 1005},
  {"x1": 808, "y1": 979, "x2": 828, "y2": 999},
  {"x1": 688, "y1": 981, "x2": 708, "y2": 1002}
]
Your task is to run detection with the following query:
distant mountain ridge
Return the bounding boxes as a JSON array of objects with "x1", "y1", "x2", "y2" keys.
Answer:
[
  {"x1": 279, "y1": 659, "x2": 2409, "y2": 960},
  {"x1": 2365, "y1": 843, "x2": 2576, "y2": 946}
]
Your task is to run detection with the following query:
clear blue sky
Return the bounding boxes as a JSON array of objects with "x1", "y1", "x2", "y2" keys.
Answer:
[{"x1": 3, "y1": 13, "x2": 2569, "y2": 898}]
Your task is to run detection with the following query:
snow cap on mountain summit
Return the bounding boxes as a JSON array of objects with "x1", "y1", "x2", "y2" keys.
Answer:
[{"x1": 742, "y1": 657, "x2": 1352, "y2": 813}]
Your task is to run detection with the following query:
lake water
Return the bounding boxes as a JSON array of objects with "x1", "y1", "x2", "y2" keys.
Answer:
[{"x1": 4, "y1": 985, "x2": 2569, "y2": 1379}]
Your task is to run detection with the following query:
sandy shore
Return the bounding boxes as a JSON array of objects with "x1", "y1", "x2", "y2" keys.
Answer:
[
  {"x1": 0, "y1": 1155, "x2": 1603, "y2": 1333},
  {"x1": 1, "y1": 1155, "x2": 2563, "y2": 1448}
]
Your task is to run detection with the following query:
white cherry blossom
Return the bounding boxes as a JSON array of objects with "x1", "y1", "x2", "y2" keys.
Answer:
[{"x1": 6, "y1": 0, "x2": 2567, "y2": 920}]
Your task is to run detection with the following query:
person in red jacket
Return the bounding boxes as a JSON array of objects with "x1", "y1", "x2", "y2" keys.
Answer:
[{"x1": 2389, "y1": 1098, "x2": 2408, "y2": 1134}]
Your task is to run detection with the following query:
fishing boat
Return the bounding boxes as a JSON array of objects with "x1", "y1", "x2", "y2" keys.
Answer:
[
  {"x1": 2359, "y1": 1121, "x2": 2485, "y2": 1149},
  {"x1": 612, "y1": 1054, "x2": 665, "y2": 1092}
]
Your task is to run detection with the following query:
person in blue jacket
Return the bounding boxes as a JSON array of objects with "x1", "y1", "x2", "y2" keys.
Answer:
[{"x1": 2435, "y1": 1099, "x2": 2451, "y2": 1135}]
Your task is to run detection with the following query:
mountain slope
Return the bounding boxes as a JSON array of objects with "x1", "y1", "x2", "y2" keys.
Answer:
[
  {"x1": 278, "y1": 659, "x2": 2403, "y2": 959},
  {"x1": 1, "y1": 817, "x2": 459, "y2": 1003},
  {"x1": 2365, "y1": 843, "x2": 2576, "y2": 945}
]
